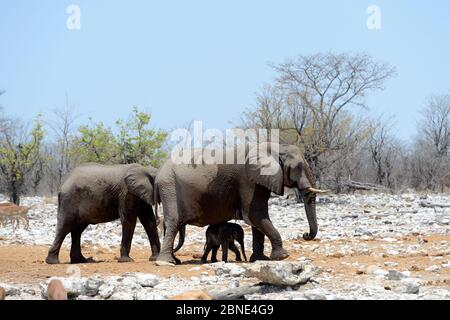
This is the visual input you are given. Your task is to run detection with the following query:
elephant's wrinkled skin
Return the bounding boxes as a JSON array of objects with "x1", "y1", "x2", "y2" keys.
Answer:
[
  {"x1": 46, "y1": 163, "x2": 160, "y2": 264},
  {"x1": 155, "y1": 143, "x2": 322, "y2": 265}
]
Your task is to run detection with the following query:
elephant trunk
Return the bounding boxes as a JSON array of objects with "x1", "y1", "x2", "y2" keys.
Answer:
[{"x1": 302, "y1": 191, "x2": 317, "y2": 241}]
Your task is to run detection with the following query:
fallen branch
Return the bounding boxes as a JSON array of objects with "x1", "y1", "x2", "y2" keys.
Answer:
[
  {"x1": 209, "y1": 284, "x2": 263, "y2": 300},
  {"x1": 344, "y1": 180, "x2": 387, "y2": 191},
  {"x1": 419, "y1": 201, "x2": 450, "y2": 208}
]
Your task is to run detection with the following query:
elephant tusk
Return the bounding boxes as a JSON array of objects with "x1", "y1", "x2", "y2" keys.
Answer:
[{"x1": 307, "y1": 187, "x2": 328, "y2": 194}]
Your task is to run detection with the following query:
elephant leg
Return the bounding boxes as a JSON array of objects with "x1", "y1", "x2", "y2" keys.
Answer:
[
  {"x1": 118, "y1": 214, "x2": 137, "y2": 263},
  {"x1": 201, "y1": 243, "x2": 213, "y2": 263},
  {"x1": 70, "y1": 224, "x2": 89, "y2": 264},
  {"x1": 249, "y1": 227, "x2": 270, "y2": 262},
  {"x1": 229, "y1": 242, "x2": 242, "y2": 262},
  {"x1": 211, "y1": 245, "x2": 220, "y2": 263},
  {"x1": 137, "y1": 209, "x2": 161, "y2": 261},
  {"x1": 221, "y1": 241, "x2": 229, "y2": 262},
  {"x1": 156, "y1": 199, "x2": 181, "y2": 266},
  {"x1": 251, "y1": 218, "x2": 288, "y2": 261},
  {"x1": 46, "y1": 221, "x2": 72, "y2": 264}
]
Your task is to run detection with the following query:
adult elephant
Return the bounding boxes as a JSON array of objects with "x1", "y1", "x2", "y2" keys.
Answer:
[
  {"x1": 46, "y1": 163, "x2": 160, "y2": 264},
  {"x1": 155, "y1": 143, "x2": 325, "y2": 265}
]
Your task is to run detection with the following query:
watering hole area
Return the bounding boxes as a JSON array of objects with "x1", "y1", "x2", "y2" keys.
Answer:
[{"x1": 0, "y1": 192, "x2": 449, "y2": 300}]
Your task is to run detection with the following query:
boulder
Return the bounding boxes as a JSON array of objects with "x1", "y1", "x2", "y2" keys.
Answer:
[
  {"x1": 394, "y1": 278, "x2": 421, "y2": 294},
  {"x1": 242, "y1": 261, "x2": 317, "y2": 286},
  {"x1": 47, "y1": 279, "x2": 68, "y2": 300},
  {"x1": 210, "y1": 262, "x2": 246, "y2": 277}
]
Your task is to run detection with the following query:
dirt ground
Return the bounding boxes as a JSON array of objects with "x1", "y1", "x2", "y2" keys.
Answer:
[{"x1": 1, "y1": 234, "x2": 450, "y2": 289}]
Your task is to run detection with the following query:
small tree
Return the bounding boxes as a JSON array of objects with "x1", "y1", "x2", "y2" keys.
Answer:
[
  {"x1": 74, "y1": 108, "x2": 167, "y2": 167},
  {"x1": 76, "y1": 120, "x2": 118, "y2": 164},
  {"x1": 0, "y1": 116, "x2": 45, "y2": 204},
  {"x1": 116, "y1": 107, "x2": 168, "y2": 167}
]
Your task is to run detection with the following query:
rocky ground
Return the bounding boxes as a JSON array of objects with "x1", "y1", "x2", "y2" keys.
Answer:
[{"x1": 0, "y1": 191, "x2": 449, "y2": 300}]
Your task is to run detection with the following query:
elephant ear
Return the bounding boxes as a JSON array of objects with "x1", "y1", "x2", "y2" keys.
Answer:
[
  {"x1": 245, "y1": 143, "x2": 284, "y2": 195},
  {"x1": 124, "y1": 165, "x2": 154, "y2": 205}
]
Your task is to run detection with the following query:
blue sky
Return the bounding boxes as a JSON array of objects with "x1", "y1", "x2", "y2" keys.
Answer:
[{"x1": 1, "y1": 0, "x2": 449, "y2": 140}]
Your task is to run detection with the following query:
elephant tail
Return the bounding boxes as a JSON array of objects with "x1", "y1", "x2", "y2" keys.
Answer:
[
  {"x1": 154, "y1": 183, "x2": 160, "y2": 226},
  {"x1": 173, "y1": 224, "x2": 186, "y2": 252}
]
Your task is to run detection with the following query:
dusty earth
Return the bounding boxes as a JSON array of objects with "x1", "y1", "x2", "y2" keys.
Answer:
[
  {"x1": 1, "y1": 236, "x2": 449, "y2": 289},
  {"x1": 0, "y1": 192, "x2": 450, "y2": 299}
]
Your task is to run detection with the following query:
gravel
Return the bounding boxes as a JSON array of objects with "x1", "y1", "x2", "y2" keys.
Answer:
[{"x1": 1, "y1": 192, "x2": 449, "y2": 300}]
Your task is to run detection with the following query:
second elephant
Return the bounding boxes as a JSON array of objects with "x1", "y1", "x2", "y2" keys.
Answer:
[{"x1": 46, "y1": 163, "x2": 160, "y2": 264}]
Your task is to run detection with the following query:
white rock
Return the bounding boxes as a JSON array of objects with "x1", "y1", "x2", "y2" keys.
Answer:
[
  {"x1": 372, "y1": 269, "x2": 388, "y2": 278},
  {"x1": 98, "y1": 284, "x2": 115, "y2": 299},
  {"x1": 303, "y1": 289, "x2": 327, "y2": 300},
  {"x1": 133, "y1": 273, "x2": 159, "y2": 287},
  {"x1": 84, "y1": 277, "x2": 104, "y2": 296},
  {"x1": 385, "y1": 270, "x2": 407, "y2": 281},
  {"x1": 425, "y1": 265, "x2": 440, "y2": 272},
  {"x1": 395, "y1": 278, "x2": 421, "y2": 294},
  {"x1": 243, "y1": 261, "x2": 317, "y2": 286},
  {"x1": 0, "y1": 284, "x2": 21, "y2": 296},
  {"x1": 384, "y1": 262, "x2": 398, "y2": 267},
  {"x1": 211, "y1": 262, "x2": 246, "y2": 277}
]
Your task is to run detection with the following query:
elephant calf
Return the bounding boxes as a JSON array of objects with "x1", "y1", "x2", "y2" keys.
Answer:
[
  {"x1": 46, "y1": 163, "x2": 160, "y2": 264},
  {"x1": 201, "y1": 223, "x2": 247, "y2": 263}
]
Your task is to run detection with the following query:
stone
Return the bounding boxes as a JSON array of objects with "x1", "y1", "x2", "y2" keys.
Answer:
[
  {"x1": 425, "y1": 265, "x2": 440, "y2": 272},
  {"x1": 132, "y1": 273, "x2": 159, "y2": 287},
  {"x1": 211, "y1": 262, "x2": 246, "y2": 277},
  {"x1": 84, "y1": 277, "x2": 104, "y2": 296},
  {"x1": 0, "y1": 284, "x2": 21, "y2": 297},
  {"x1": 109, "y1": 290, "x2": 136, "y2": 300},
  {"x1": 384, "y1": 262, "x2": 399, "y2": 267},
  {"x1": 385, "y1": 270, "x2": 407, "y2": 281},
  {"x1": 98, "y1": 283, "x2": 115, "y2": 299},
  {"x1": 243, "y1": 261, "x2": 317, "y2": 286},
  {"x1": 303, "y1": 289, "x2": 327, "y2": 300},
  {"x1": 372, "y1": 269, "x2": 388, "y2": 278},
  {"x1": 395, "y1": 278, "x2": 421, "y2": 294},
  {"x1": 47, "y1": 279, "x2": 68, "y2": 300},
  {"x1": 228, "y1": 280, "x2": 240, "y2": 289}
]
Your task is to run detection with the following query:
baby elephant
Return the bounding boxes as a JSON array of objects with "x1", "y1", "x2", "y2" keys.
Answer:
[{"x1": 201, "y1": 223, "x2": 247, "y2": 263}]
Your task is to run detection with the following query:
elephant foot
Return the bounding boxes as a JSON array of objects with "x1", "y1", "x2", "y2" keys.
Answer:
[
  {"x1": 211, "y1": 258, "x2": 218, "y2": 263},
  {"x1": 201, "y1": 258, "x2": 207, "y2": 264},
  {"x1": 45, "y1": 255, "x2": 60, "y2": 265},
  {"x1": 70, "y1": 255, "x2": 95, "y2": 264},
  {"x1": 303, "y1": 232, "x2": 316, "y2": 241},
  {"x1": 155, "y1": 253, "x2": 177, "y2": 266},
  {"x1": 249, "y1": 253, "x2": 271, "y2": 262},
  {"x1": 270, "y1": 248, "x2": 289, "y2": 261},
  {"x1": 118, "y1": 256, "x2": 135, "y2": 263},
  {"x1": 149, "y1": 254, "x2": 158, "y2": 262}
]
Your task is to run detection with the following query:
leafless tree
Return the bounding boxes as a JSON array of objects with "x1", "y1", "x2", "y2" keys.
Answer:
[
  {"x1": 412, "y1": 94, "x2": 450, "y2": 191},
  {"x1": 241, "y1": 52, "x2": 396, "y2": 187},
  {"x1": 45, "y1": 100, "x2": 80, "y2": 188}
]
